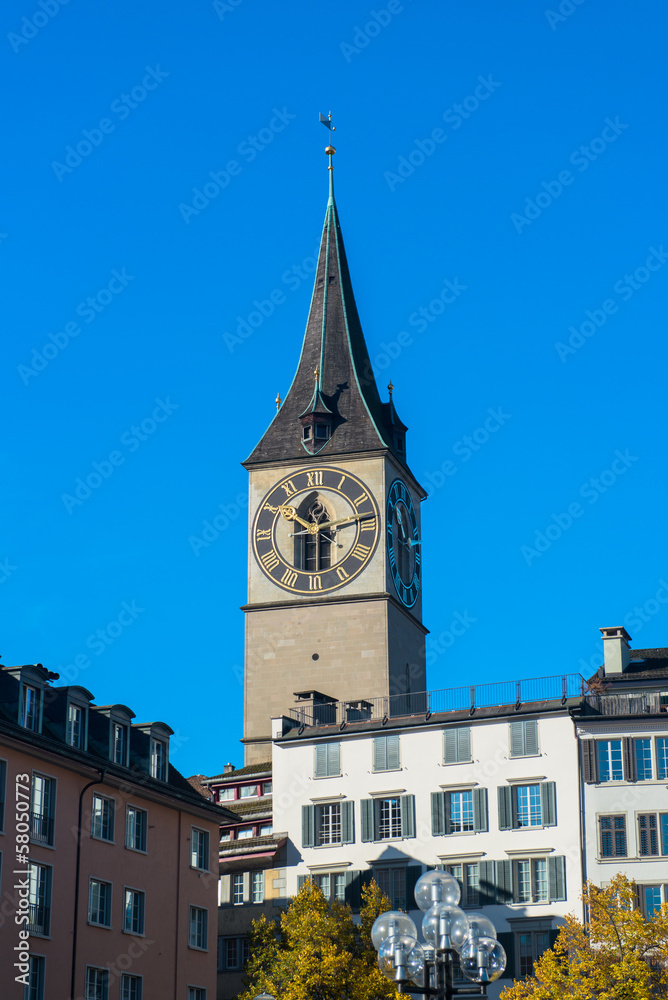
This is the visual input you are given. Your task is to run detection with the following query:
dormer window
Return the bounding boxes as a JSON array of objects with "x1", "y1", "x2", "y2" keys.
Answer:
[
  {"x1": 315, "y1": 423, "x2": 330, "y2": 440},
  {"x1": 151, "y1": 738, "x2": 167, "y2": 781},
  {"x1": 112, "y1": 723, "x2": 127, "y2": 765},
  {"x1": 394, "y1": 434, "x2": 405, "y2": 453},
  {"x1": 67, "y1": 703, "x2": 84, "y2": 748},
  {"x1": 302, "y1": 425, "x2": 313, "y2": 441},
  {"x1": 21, "y1": 684, "x2": 40, "y2": 731}
]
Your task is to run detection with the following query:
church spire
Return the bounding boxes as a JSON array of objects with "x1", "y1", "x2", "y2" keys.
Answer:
[{"x1": 244, "y1": 124, "x2": 410, "y2": 469}]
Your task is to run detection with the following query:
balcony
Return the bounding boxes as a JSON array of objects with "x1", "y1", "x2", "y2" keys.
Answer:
[
  {"x1": 287, "y1": 673, "x2": 585, "y2": 730},
  {"x1": 584, "y1": 692, "x2": 665, "y2": 716},
  {"x1": 28, "y1": 902, "x2": 50, "y2": 936},
  {"x1": 30, "y1": 813, "x2": 54, "y2": 845}
]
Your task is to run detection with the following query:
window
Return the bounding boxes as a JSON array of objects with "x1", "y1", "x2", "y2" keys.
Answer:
[
  {"x1": 299, "y1": 498, "x2": 333, "y2": 571},
  {"x1": 598, "y1": 740, "x2": 623, "y2": 781},
  {"x1": 126, "y1": 806, "x2": 147, "y2": 852},
  {"x1": 376, "y1": 867, "x2": 407, "y2": 909},
  {"x1": 28, "y1": 863, "x2": 51, "y2": 936},
  {"x1": 123, "y1": 888, "x2": 145, "y2": 935},
  {"x1": 112, "y1": 723, "x2": 127, "y2": 765},
  {"x1": 318, "y1": 803, "x2": 342, "y2": 845},
  {"x1": 599, "y1": 815, "x2": 627, "y2": 858},
  {"x1": 0, "y1": 758, "x2": 6, "y2": 830},
  {"x1": 361, "y1": 795, "x2": 415, "y2": 842},
  {"x1": 518, "y1": 931, "x2": 550, "y2": 977},
  {"x1": 498, "y1": 782, "x2": 556, "y2": 831},
  {"x1": 259, "y1": 823, "x2": 273, "y2": 836},
  {"x1": 67, "y1": 703, "x2": 85, "y2": 748},
  {"x1": 219, "y1": 936, "x2": 250, "y2": 971},
  {"x1": 251, "y1": 871, "x2": 264, "y2": 903},
  {"x1": 188, "y1": 905, "x2": 208, "y2": 950},
  {"x1": 187, "y1": 990, "x2": 206, "y2": 1000},
  {"x1": 21, "y1": 684, "x2": 40, "y2": 731},
  {"x1": 220, "y1": 831, "x2": 231, "y2": 842},
  {"x1": 25, "y1": 955, "x2": 45, "y2": 1000},
  {"x1": 120, "y1": 975, "x2": 142, "y2": 1000},
  {"x1": 476, "y1": 858, "x2": 565, "y2": 905},
  {"x1": 444, "y1": 726, "x2": 471, "y2": 764},
  {"x1": 432, "y1": 788, "x2": 488, "y2": 835},
  {"x1": 85, "y1": 968, "x2": 109, "y2": 1000},
  {"x1": 191, "y1": 828, "x2": 209, "y2": 870},
  {"x1": 150, "y1": 739, "x2": 166, "y2": 780},
  {"x1": 30, "y1": 774, "x2": 55, "y2": 846},
  {"x1": 315, "y1": 742, "x2": 341, "y2": 778},
  {"x1": 232, "y1": 873, "x2": 244, "y2": 904},
  {"x1": 333, "y1": 872, "x2": 347, "y2": 902},
  {"x1": 315, "y1": 873, "x2": 331, "y2": 898},
  {"x1": 657, "y1": 738, "x2": 668, "y2": 780},
  {"x1": 509, "y1": 720, "x2": 539, "y2": 758},
  {"x1": 302, "y1": 425, "x2": 313, "y2": 441},
  {"x1": 635, "y1": 739, "x2": 653, "y2": 781},
  {"x1": 445, "y1": 863, "x2": 479, "y2": 907},
  {"x1": 218, "y1": 787, "x2": 235, "y2": 801},
  {"x1": 91, "y1": 794, "x2": 115, "y2": 842},
  {"x1": 263, "y1": 781, "x2": 273, "y2": 795},
  {"x1": 237, "y1": 827, "x2": 253, "y2": 839},
  {"x1": 88, "y1": 879, "x2": 112, "y2": 926},
  {"x1": 640, "y1": 885, "x2": 666, "y2": 918},
  {"x1": 515, "y1": 859, "x2": 548, "y2": 903},
  {"x1": 315, "y1": 423, "x2": 329, "y2": 439},
  {"x1": 373, "y1": 734, "x2": 400, "y2": 772},
  {"x1": 240, "y1": 785, "x2": 257, "y2": 798},
  {"x1": 638, "y1": 813, "x2": 668, "y2": 856}
]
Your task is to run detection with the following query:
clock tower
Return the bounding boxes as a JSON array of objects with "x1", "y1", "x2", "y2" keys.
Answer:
[{"x1": 242, "y1": 145, "x2": 427, "y2": 763}]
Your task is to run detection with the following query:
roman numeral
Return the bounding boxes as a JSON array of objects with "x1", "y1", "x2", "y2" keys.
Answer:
[
  {"x1": 354, "y1": 492, "x2": 368, "y2": 508},
  {"x1": 360, "y1": 517, "x2": 376, "y2": 532},
  {"x1": 260, "y1": 551, "x2": 280, "y2": 572},
  {"x1": 336, "y1": 566, "x2": 350, "y2": 581},
  {"x1": 309, "y1": 575, "x2": 323, "y2": 590},
  {"x1": 307, "y1": 471, "x2": 323, "y2": 487},
  {"x1": 388, "y1": 548, "x2": 396, "y2": 568},
  {"x1": 281, "y1": 568, "x2": 298, "y2": 588},
  {"x1": 281, "y1": 480, "x2": 297, "y2": 498},
  {"x1": 255, "y1": 529, "x2": 271, "y2": 540},
  {"x1": 337, "y1": 475, "x2": 346, "y2": 490},
  {"x1": 351, "y1": 543, "x2": 371, "y2": 562}
]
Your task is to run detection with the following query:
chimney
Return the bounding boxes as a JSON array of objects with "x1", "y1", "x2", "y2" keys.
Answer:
[
  {"x1": 223, "y1": 763, "x2": 235, "y2": 774},
  {"x1": 599, "y1": 626, "x2": 632, "y2": 675}
]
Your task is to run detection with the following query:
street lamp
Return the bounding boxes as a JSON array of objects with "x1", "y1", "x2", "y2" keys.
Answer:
[{"x1": 372, "y1": 870, "x2": 506, "y2": 998}]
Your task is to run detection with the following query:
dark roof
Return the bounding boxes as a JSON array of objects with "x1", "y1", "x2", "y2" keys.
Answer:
[
  {"x1": 590, "y1": 648, "x2": 668, "y2": 684},
  {"x1": 244, "y1": 178, "x2": 413, "y2": 472},
  {"x1": 222, "y1": 797, "x2": 272, "y2": 819},
  {"x1": 205, "y1": 761, "x2": 271, "y2": 782}
]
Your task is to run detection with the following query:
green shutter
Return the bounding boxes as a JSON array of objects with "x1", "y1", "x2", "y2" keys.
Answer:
[
  {"x1": 509, "y1": 721, "x2": 525, "y2": 757},
  {"x1": 622, "y1": 738, "x2": 636, "y2": 781},
  {"x1": 478, "y1": 860, "x2": 496, "y2": 905},
  {"x1": 400, "y1": 795, "x2": 415, "y2": 838},
  {"x1": 387, "y1": 734, "x2": 401, "y2": 770},
  {"x1": 582, "y1": 740, "x2": 598, "y2": 783},
  {"x1": 496, "y1": 932, "x2": 515, "y2": 980},
  {"x1": 548, "y1": 856, "x2": 566, "y2": 901},
  {"x1": 297, "y1": 874, "x2": 307, "y2": 892},
  {"x1": 444, "y1": 791, "x2": 452, "y2": 835},
  {"x1": 328, "y1": 742, "x2": 341, "y2": 776},
  {"x1": 315, "y1": 745, "x2": 327, "y2": 778},
  {"x1": 541, "y1": 781, "x2": 557, "y2": 827},
  {"x1": 496, "y1": 860, "x2": 513, "y2": 903},
  {"x1": 345, "y1": 870, "x2": 361, "y2": 910},
  {"x1": 431, "y1": 791, "x2": 446, "y2": 836},
  {"x1": 525, "y1": 719, "x2": 539, "y2": 755},
  {"x1": 457, "y1": 726, "x2": 471, "y2": 761},
  {"x1": 361, "y1": 798, "x2": 375, "y2": 842},
  {"x1": 302, "y1": 804, "x2": 315, "y2": 848},
  {"x1": 405, "y1": 865, "x2": 421, "y2": 907},
  {"x1": 498, "y1": 785, "x2": 513, "y2": 830},
  {"x1": 444, "y1": 728, "x2": 456, "y2": 764},
  {"x1": 373, "y1": 737, "x2": 387, "y2": 772},
  {"x1": 341, "y1": 800, "x2": 354, "y2": 844},
  {"x1": 473, "y1": 787, "x2": 488, "y2": 832}
]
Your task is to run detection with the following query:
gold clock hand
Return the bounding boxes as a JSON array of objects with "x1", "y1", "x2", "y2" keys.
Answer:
[{"x1": 278, "y1": 505, "x2": 311, "y2": 530}]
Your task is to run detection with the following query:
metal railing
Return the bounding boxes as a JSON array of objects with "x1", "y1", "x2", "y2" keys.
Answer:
[
  {"x1": 28, "y1": 903, "x2": 50, "y2": 936},
  {"x1": 30, "y1": 812, "x2": 54, "y2": 845},
  {"x1": 287, "y1": 673, "x2": 585, "y2": 729}
]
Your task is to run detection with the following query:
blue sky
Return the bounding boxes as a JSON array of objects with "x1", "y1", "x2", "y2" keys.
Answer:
[{"x1": 3, "y1": 0, "x2": 667, "y2": 777}]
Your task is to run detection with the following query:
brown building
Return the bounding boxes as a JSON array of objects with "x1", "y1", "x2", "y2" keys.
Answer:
[
  {"x1": 202, "y1": 763, "x2": 285, "y2": 1000},
  {"x1": 0, "y1": 662, "x2": 232, "y2": 1000}
]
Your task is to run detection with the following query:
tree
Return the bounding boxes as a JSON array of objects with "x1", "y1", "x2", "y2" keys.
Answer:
[
  {"x1": 500, "y1": 875, "x2": 668, "y2": 999},
  {"x1": 240, "y1": 878, "x2": 402, "y2": 1000}
]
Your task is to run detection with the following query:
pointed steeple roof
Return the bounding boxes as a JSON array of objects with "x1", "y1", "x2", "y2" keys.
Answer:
[{"x1": 245, "y1": 154, "x2": 409, "y2": 469}]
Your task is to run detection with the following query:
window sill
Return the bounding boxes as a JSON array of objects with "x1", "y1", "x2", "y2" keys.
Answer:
[
  {"x1": 88, "y1": 921, "x2": 112, "y2": 930},
  {"x1": 29, "y1": 839, "x2": 55, "y2": 851},
  {"x1": 91, "y1": 836, "x2": 115, "y2": 845},
  {"x1": 27, "y1": 930, "x2": 51, "y2": 940},
  {"x1": 314, "y1": 774, "x2": 342, "y2": 780},
  {"x1": 125, "y1": 845, "x2": 148, "y2": 855},
  {"x1": 188, "y1": 945, "x2": 209, "y2": 952},
  {"x1": 122, "y1": 928, "x2": 145, "y2": 937},
  {"x1": 190, "y1": 866, "x2": 211, "y2": 873}
]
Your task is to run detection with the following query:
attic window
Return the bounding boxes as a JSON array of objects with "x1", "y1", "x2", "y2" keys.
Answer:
[
  {"x1": 302, "y1": 426, "x2": 313, "y2": 441},
  {"x1": 315, "y1": 424, "x2": 330, "y2": 440},
  {"x1": 395, "y1": 435, "x2": 405, "y2": 452}
]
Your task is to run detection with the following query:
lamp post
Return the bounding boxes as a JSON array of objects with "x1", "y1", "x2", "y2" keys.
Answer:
[{"x1": 372, "y1": 871, "x2": 506, "y2": 999}]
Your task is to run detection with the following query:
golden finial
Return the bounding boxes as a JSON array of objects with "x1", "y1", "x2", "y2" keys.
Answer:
[
  {"x1": 314, "y1": 365, "x2": 320, "y2": 385},
  {"x1": 388, "y1": 380, "x2": 394, "y2": 396},
  {"x1": 275, "y1": 392, "x2": 281, "y2": 411},
  {"x1": 320, "y1": 112, "x2": 336, "y2": 163}
]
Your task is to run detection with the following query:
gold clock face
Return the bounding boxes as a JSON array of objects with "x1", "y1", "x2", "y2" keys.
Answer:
[{"x1": 252, "y1": 467, "x2": 380, "y2": 594}]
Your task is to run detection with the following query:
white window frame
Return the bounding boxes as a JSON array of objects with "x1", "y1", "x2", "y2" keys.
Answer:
[
  {"x1": 91, "y1": 793, "x2": 115, "y2": 843},
  {"x1": 188, "y1": 905, "x2": 208, "y2": 950},
  {"x1": 123, "y1": 886, "x2": 145, "y2": 936},
  {"x1": 88, "y1": 878, "x2": 112, "y2": 927},
  {"x1": 30, "y1": 772, "x2": 56, "y2": 847},
  {"x1": 251, "y1": 871, "x2": 264, "y2": 904},
  {"x1": 85, "y1": 966, "x2": 109, "y2": 1000},
  {"x1": 120, "y1": 973, "x2": 143, "y2": 1000},
  {"x1": 125, "y1": 805, "x2": 148, "y2": 853}
]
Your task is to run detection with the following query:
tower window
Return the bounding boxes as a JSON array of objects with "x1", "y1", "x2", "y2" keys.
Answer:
[
  {"x1": 302, "y1": 425, "x2": 313, "y2": 440},
  {"x1": 295, "y1": 499, "x2": 333, "y2": 572},
  {"x1": 315, "y1": 424, "x2": 329, "y2": 440}
]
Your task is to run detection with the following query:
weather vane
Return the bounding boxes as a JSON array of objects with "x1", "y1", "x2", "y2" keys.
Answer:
[{"x1": 319, "y1": 111, "x2": 336, "y2": 164}]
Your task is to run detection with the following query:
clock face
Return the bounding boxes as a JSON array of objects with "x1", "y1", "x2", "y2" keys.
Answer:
[
  {"x1": 386, "y1": 478, "x2": 421, "y2": 608},
  {"x1": 252, "y1": 467, "x2": 380, "y2": 595}
]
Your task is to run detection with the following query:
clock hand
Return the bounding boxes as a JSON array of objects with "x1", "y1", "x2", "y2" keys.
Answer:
[
  {"x1": 278, "y1": 505, "x2": 311, "y2": 530},
  {"x1": 315, "y1": 512, "x2": 369, "y2": 532},
  {"x1": 409, "y1": 539, "x2": 421, "y2": 548}
]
